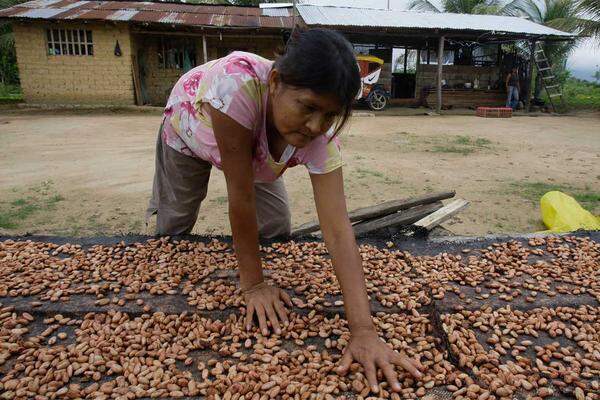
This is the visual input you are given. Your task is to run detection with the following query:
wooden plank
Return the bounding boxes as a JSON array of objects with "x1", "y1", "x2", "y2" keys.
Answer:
[
  {"x1": 414, "y1": 199, "x2": 469, "y2": 231},
  {"x1": 131, "y1": 55, "x2": 143, "y2": 106},
  {"x1": 291, "y1": 191, "x2": 455, "y2": 237},
  {"x1": 352, "y1": 202, "x2": 443, "y2": 237}
]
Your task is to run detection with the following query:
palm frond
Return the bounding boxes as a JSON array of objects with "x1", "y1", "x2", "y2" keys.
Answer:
[
  {"x1": 442, "y1": 0, "x2": 481, "y2": 13},
  {"x1": 0, "y1": 0, "x2": 28, "y2": 9},
  {"x1": 578, "y1": 0, "x2": 600, "y2": 15},
  {"x1": 577, "y1": 0, "x2": 600, "y2": 39},
  {"x1": 499, "y1": 0, "x2": 527, "y2": 17},
  {"x1": 472, "y1": 0, "x2": 504, "y2": 15},
  {"x1": 522, "y1": 0, "x2": 545, "y2": 22},
  {"x1": 409, "y1": 0, "x2": 442, "y2": 12},
  {"x1": 578, "y1": 18, "x2": 600, "y2": 38}
]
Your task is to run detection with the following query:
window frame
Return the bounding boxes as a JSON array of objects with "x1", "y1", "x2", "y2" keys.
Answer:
[{"x1": 47, "y1": 28, "x2": 94, "y2": 56}]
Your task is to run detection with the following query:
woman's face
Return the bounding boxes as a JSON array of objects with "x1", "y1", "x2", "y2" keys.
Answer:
[{"x1": 268, "y1": 69, "x2": 344, "y2": 148}]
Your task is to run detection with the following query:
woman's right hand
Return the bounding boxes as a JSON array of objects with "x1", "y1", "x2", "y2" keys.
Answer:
[{"x1": 243, "y1": 282, "x2": 293, "y2": 335}]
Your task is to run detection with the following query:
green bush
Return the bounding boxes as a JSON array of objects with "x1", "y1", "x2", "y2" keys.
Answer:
[
  {"x1": 562, "y1": 78, "x2": 600, "y2": 110},
  {"x1": 0, "y1": 82, "x2": 22, "y2": 102}
]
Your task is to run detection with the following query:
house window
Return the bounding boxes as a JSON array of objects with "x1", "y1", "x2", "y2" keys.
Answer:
[
  {"x1": 158, "y1": 37, "x2": 196, "y2": 69},
  {"x1": 46, "y1": 29, "x2": 93, "y2": 56},
  {"x1": 421, "y1": 49, "x2": 454, "y2": 65}
]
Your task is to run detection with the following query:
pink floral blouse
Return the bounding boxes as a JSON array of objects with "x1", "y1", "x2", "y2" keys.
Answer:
[{"x1": 161, "y1": 51, "x2": 343, "y2": 183}]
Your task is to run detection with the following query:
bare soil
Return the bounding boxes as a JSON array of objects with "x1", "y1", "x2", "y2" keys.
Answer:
[{"x1": 0, "y1": 109, "x2": 598, "y2": 237}]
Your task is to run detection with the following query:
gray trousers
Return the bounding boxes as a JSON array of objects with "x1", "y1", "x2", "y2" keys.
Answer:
[{"x1": 146, "y1": 125, "x2": 291, "y2": 238}]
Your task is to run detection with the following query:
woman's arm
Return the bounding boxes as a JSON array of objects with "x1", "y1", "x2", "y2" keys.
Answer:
[
  {"x1": 210, "y1": 106, "x2": 263, "y2": 288},
  {"x1": 310, "y1": 168, "x2": 423, "y2": 394},
  {"x1": 310, "y1": 168, "x2": 372, "y2": 331},
  {"x1": 210, "y1": 106, "x2": 291, "y2": 335}
]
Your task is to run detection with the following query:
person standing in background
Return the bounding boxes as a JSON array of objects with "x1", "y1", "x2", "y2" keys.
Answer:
[{"x1": 505, "y1": 66, "x2": 520, "y2": 110}]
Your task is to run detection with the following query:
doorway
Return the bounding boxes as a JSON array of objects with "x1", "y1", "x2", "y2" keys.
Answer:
[{"x1": 391, "y1": 47, "x2": 417, "y2": 98}]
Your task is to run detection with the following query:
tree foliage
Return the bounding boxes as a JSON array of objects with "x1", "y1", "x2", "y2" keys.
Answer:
[
  {"x1": 0, "y1": 0, "x2": 27, "y2": 84},
  {"x1": 503, "y1": 0, "x2": 581, "y2": 66},
  {"x1": 409, "y1": 0, "x2": 514, "y2": 15},
  {"x1": 577, "y1": 0, "x2": 600, "y2": 40}
]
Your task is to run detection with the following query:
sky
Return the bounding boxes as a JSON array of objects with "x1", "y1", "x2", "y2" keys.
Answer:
[{"x1": 300, "y1": 0, "x2": 599, "y2": 81}]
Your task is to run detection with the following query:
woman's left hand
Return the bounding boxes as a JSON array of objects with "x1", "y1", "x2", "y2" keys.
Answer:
[{"x1": 336, "y1": 328, "x2": 424, "y2": 394}]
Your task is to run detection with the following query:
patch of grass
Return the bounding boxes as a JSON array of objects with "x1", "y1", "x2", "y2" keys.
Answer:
[
  {"x1": 11, "y1": 199, "x2": 27, "y2": 206},
  {"x1": 354, "y1": 168, "x2": 400, "y2": 185},
  {"x1": 572, "y1": 192, "x2": 600, "y2": 203},
  {"x1": 474, "y1": 138, "x2": 491, "y2": 146},
  {"x1": 0, "y1": 83, "x2": 23, "y2": 103},
  {"x1": 431, "y1": 135, "x2": 492, "y2": 155},
  {"x1": 455, "y1": 135, "x2": 471, "y2": 145},
  {"x1": 211, "y1": 196, "x2": 228, "y2": 205},
  {"x1": 403, "y1": 134, "x2": 494, "y2": 155},
  {"x1": 560, "y1": 78, "x2": 600, "y2": 110},
  {"x1": 0, "y1": 182, "x2": 64, "y2": 229},
  {"x1": 510, "y1": 182, "x2": 600, "y2": 212},
  {"x1": 48, "y1": 194, "x2": 65, "y2": 204},
  {"x1": 356, "y1": 168, "x2": 384, "y2": 178},
  {"x1": 0, "y1": 214, "x2": 17, "y2": 229},
  {"x1": 454, "y1": 135, "x2": 491, "y2": 147},
  {"x1": 432, "y1": 145, "x2": 475, "y2": 155},
  {"x1": 0, "y1": 199, "x2": 40, "y2": 229}
]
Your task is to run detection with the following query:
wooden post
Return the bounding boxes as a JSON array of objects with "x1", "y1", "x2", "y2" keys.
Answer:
[
  {"x1": 403, "y1": 46, "x2": 408, "y2": 73},
  {"x1": 202, "y1": 35, "x2": 208, "y2": 64},
  {"x1": 436, "y1": 35, "x2": 445, "y2": 114},
  {"x1": 416, "y1": 49, "x2": 421, "y2": 99},
  {"x1": 526, "y1": 40, "x2": 536, "y2": 112}
]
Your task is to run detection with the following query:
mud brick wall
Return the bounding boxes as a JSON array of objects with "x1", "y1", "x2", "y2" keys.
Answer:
[
  {"x1": 12, "y1": 21, "x2": 135, "y2": 105},
  {"x1": 424, "y1": 89, "x2": 506, "y2": 109},
  {"x1": 141, "y1": 35, "x2": 284, "y2": 106}
]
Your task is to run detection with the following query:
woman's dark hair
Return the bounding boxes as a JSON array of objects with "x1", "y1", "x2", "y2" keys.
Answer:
[{"x1": 273, "y1": 28, "x2": 361, "y2": 137}]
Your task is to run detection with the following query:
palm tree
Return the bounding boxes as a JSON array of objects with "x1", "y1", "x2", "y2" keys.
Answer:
[
  {"x1": 577, "y1": 0, "x2": 600, "y2": 40},
  {"x1": 499, "y1": 0, "x2": 586, "y2": 102},
  {"x1": 504, "y1": 0, "x2": 580, "y2": 74}
]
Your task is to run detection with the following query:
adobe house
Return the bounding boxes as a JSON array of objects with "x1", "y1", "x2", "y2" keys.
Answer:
[{"x1": 0, "y1": 0, "x2": 292, "y2": 106}]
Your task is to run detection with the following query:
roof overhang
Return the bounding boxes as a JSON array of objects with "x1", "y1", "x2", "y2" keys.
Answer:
[
  {"x1": 296, "y1": 4, "x2": 576, "y2": 42},
  {"x1": 0, "y1": 0, "x2": 294, "y2": 31}
]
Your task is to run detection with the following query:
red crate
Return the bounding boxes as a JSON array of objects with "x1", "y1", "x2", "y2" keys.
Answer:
[{"x1": 476, "y1": 107, "x2": 513, "y2": 118}]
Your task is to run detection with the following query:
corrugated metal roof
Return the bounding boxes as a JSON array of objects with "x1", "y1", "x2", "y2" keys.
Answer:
[
  {"x1": 261, "y1": 7, "x2": 291, "y2": 17},
  {"x1": 107, "y1": 9, "x2": 138, "y2": 21},
  {"x1": 297, "y1": 4, "x2": 574, "y2": 38},
  {"x1": 0, "y1": 0, "x2": 294, "y2": 29}
]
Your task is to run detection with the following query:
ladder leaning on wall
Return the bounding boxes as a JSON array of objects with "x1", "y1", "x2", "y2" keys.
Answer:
[{"x1": 534, "y1": 42, "x2": 565, "y2": 113}]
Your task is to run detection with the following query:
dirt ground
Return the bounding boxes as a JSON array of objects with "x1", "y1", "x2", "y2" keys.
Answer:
[{"x1": 0, "y1": 109, "x2": 598, "y2": 237}]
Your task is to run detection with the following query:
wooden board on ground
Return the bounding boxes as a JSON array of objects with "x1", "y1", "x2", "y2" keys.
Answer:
[
  {"x1": 413, "y1": 199, "x2": 469, "y2": 231},
  {"x1": 352, "y1": 201, "x2": 443, "y2": 237},
  {"x1": 291, "y1": 191, "x2": 455, "y2": 237}
]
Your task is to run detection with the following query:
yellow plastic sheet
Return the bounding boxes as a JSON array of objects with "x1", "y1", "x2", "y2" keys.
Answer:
[{"x1": 540, "y1": 191, "x2": 600, "y2": 232}]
